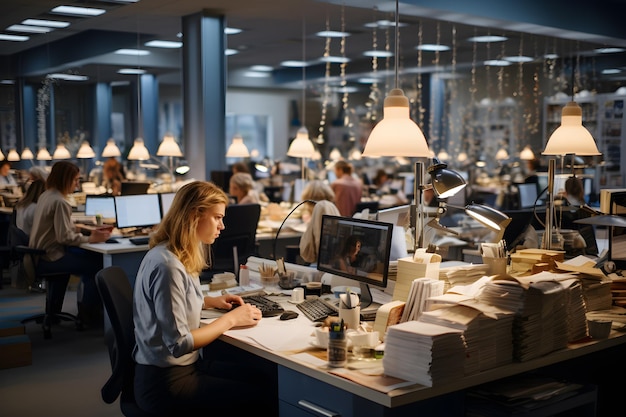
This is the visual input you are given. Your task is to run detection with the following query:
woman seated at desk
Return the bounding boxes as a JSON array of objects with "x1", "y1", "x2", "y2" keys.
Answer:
[{"x1": 132, "y1": 181, "x2": 275, "y2": 415}]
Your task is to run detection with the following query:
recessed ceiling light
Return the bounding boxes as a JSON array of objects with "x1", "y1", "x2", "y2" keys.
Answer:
[
  {"x1": 224, "y1": 27, "x2": 242, "y2": 35},
  {"x1": 51, "y1": 5, "x2": 106, "y2": 17},
  {"x1": 115, "y1": 49, "x2": 150, "y2": 56},
  {"x1": 319, "y1": 56, "x2": 350, "y2": 64},
  {"x1": 8, "y1": 25, "x2": 52, "y2": 34},
  {"x1": 244, "y1": 71, "x2": 271, "y2": 78},
  {"x1": 316, "y1": 30, "x2": 350, "y2": 38},
  {"x1": 467, "y1": 35, "x2": 508, "y2": 43},
  {"x1": 145, "y1": 40, "x2": 182, "y2": 48},
  {"x1": 22, "y1": 19, "x2": 70, "y2": 28},
  {"x1": 0, "y1": 34, "x2": 29, "y2": 41},
  {"x1": 357, "y1": 77, "x2": 379, "y2": 84},
  {"x1": 594, "y1": 47, "x2": 626, "y2": 54},
  {"x1": 118, "y1": 68, "x2": 147, "y2": 74},
  {"x1": 504, "y1": 55, "x2": 534, "y2": 63},
  {"x1": 544, "y1": 53, "x2": 559, "y2": 60},
  {"x1": 225, "y1": 49, "x2": 239, "y2": 56},
  {"x1": 363, "y1": 50, "x2": 393, "y2": 58},
  {"x1": 602, "y1": 68, "x2": 622, "y2": 74},
  {"x1": 250, "y1": 65, "x2": 273, "y2": 72},
  {"x1": 280, "y1": 60, "x2": 309, "y2": 67},
  {"x1": 484, "y1": 59, "x2": 511, "y2": 66},
  {"x1": 416, "y1": 44, "x2": 451, "y2": 52},
  {"x1": 47, "y1": 73, "x2": 88, "y2": 81},
  {"x1": 0, "y1": 79, "x2": 15, "y2": 85},
  {"x1": 364, "y1": 20, "x2": 407, "y2": 28}
]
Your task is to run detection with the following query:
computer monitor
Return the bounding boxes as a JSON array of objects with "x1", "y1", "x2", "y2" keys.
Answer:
[
  {"x1": 501, "y1": 209, "x2": 536, "y2": 252},
  {"x1": 120, "y1": 181, "x2": 151, "y2": 196},
  {"x1": 517, "y1": 183, "x2": 539, "y2": 209},
  {"x1": 159, "y1": 192, "x2": 176, "y2": 217},
  {"x1": 377, "y1": 204, "x2": 411, "y2": 227},
  {"x1": 84, "y1": 195, "x2": 116, "y2": 219},
  {"x1": 316, "y1": 215, "x2": 393, "y2": 307},
  {"x1": 609, "y1": 191, "x2": 626, "y2": 270},
  {"x1": 114, "y1": 194, "x2": 162, "y2": 229}
]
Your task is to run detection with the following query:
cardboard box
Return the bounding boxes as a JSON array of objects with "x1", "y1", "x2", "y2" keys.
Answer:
[
  {"x1": 0, "y1": 321, "x2": 25, "y2": 338},
  {"x1": 0, "y1": 335, "x2": 32, "y2": 369}
]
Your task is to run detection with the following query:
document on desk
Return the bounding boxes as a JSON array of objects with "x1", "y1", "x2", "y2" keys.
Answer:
[{"x1": 206, "y1": 313, "x2": 317, "y2": 352}]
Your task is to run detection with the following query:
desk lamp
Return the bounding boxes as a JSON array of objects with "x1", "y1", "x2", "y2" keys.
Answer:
[
  {"x1": 225, "y1": 134, "x2": 250, "y2": 158},
  {"x1": 542, "y1": 101, "x2": 600, "y2": 249},
  {"x1": 20, "y1": 147, "x2": 34, "y2": 166},
  {"x1": 127, "y1": 138, "x2": 150, "y2": 161},
  {"x1": 76, "y1": 141, "x2": 96, "y2": 177},
  {"x1": 52, "y1": 143, "x2": 71, "y2": 160},
  {"x1": 361, "y1": 0, "x2": 430, "y2": 251}
]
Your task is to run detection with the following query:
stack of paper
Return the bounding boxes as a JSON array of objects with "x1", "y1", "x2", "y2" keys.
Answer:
[
  {"x1": 438, "y1": 263, "x2": 491, "y2": 292},
  {"x1": 580, "y1": 278, "x2": 613, "y2": 311},
  {"x1": 477, "y1": 280, "x2": 526, "y2": 314},
  {"x1": 383, "y1": 321, "x2": 465, "y2": 387},
  {"x1": 392, "y1": 253, "x2": 441, "y2": 302},
  {"x1": 512, "y1": 281, "x2": 568, "y2": 361},
  {"x1": 400, "y1": 278, "x2": 445, "y2": 322},
  {"x1": 563, "y1": 280, "x2": 589, "y2": 342},
  {"x1": 419, "y1": 304, "x2": 514, "y2": 375}
]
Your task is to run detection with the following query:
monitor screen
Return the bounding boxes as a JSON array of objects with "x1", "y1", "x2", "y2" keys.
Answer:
[
  {"x1": 114, "y1": 194, "x2": 162, "y2": 229},
  {"x1": 609, "y1": 191, "x2": 626, "y2": 270},
  {"x1": 159, "y1": 192, "x2": 176, "y2": 217},
  {"x1": 517, "y1": 183, "x2": 538, "y2": 209},
  {"x1": 120, "y1": 181, "x2": 151, "y2": 196},
  {"x1": 317, "y1": 215, "x2": 393, "y2": 305},
  {"x1": 84, "y1": 195, "x2": 116, "y2": 219}
]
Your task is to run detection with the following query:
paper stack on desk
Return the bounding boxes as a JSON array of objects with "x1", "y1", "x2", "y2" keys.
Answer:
[
  {"x1": 438, "y1": 263, "x2": 491, "y2": 292},
  {"x1": 419, "y1": 304, "x2": 514, "y2": 375},
  {"x1": 383, "y1": 321, "x2": 465, "y2": 387}
]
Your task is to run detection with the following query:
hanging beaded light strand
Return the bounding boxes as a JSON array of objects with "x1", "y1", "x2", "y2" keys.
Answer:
[
  {"x1": 364, "y1": 7, "x2": 381, "y2": 124},
  {"x1": 316, "y1": 15, "x2": 332, "y2": 145}
]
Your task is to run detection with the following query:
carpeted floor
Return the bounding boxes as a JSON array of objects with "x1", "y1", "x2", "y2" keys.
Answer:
[{"x1": 0, "y1": 283, "x2": 122, "y2": 417}]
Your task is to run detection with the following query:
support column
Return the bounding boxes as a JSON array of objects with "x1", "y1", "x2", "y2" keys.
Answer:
[{"x1": 182, "y1": 11, "x2": 226, "y2": 181}]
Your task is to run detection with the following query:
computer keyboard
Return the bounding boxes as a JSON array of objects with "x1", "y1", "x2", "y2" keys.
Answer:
[
  {"x1": 241, "y1": 295, "x2": 284, "y2": 317},
  {"x1": 296, "y1": 297, "x2": 338, "y2": 322},
  {"x1": 129, "y1": 236, "x2": 150, "y2": 245}
]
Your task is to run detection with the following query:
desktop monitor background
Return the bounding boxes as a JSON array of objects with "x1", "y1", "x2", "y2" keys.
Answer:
[{"x1": 316, "y1": 215, "x2": 392, "y2": 288}]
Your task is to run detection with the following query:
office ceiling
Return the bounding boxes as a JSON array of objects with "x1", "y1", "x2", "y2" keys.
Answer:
[{"x1": 1, "y1": 0, "x2": 626, "y2": 92}]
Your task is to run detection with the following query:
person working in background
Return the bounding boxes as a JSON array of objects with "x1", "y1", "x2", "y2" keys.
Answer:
[
  {"x1": 229, "y1": 172, "x2": 261, "y2": 204},
  {"x1": 132, "y1": 181, "x2": 274, "y2": 415},
  {"x1": 14, "y1": 178, "x2": 46, "y2": 236},
  {"x1": 563, "y1": 176, "x2": 585, "y2": 206},
  {"x1": 0, "y1": 160, "x2": 17, "y2": 187},
  {"x1": 102, "y1": 157, "x2": 125, "y2": 195},
  {"x1": 29, "y1": 161, "x2": 112, "y2": 326},
  {"x1": 331, "y1": 160, "x2": 362, "y2": 217},
  {"x1": 300, "y1": 179, "x2": 335, "y2": 222}
]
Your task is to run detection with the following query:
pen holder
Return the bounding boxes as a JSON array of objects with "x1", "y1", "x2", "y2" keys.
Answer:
[
  {"x1": 482, "y1": 256, "x2": 507, "y2": 276},
  {"x1": 339, "y1": 306, "x2": 360, "y2": 330}
]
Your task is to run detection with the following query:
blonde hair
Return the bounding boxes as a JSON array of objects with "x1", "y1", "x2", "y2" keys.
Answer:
[
  {"x1": 150, "y1": 181, "x2": 228, "y2": 275},
  {"x1": 301, "y1": 180, "x2": 335, "y2": 203}
]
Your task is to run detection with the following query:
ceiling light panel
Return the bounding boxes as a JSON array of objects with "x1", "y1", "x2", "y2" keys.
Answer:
[
  {"x1": 50, "y1": 6, "x2": 106, "y2": 17},
  {"x1": 7, "y1": 24, "x2": 52, "y2": 33},
  {"x1": 22, "y1": 19, "x2": 70, "y2": 28}
]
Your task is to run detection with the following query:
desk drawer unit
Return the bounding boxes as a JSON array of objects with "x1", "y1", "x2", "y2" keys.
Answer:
[{"x1": 278, "y1": 366, "x2": 463, "y2": 417}]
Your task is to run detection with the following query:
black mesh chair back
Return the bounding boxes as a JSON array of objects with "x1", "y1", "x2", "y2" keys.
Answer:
[{"x1": 95, "y1": 266, "x2": 160, "y2": 417}]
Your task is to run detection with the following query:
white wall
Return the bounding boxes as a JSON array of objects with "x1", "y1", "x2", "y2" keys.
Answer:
[{"x1": 226, "y1": 88, "x2": 299, "y2": 160}]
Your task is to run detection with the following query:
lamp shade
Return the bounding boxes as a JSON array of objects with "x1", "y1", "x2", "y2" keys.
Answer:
[
  {"x1": 520, "y1": 145, "x2": 535, "y2": 160},
  {"x1": 36, "y1": 147, "x2": 52, "y2": 161},
  {"x1": 362, "y1": 89, "x2": 430, "y2": 158},
  {"x1": 156, "y1": 133, "x2": 183, "y2": 157},
  {"x1": 543, "y1": 101, "x2": 601, "y2": 156},
  {"x1": 428, "y1": 160, "x2": 467, "y2": 199},
  {"x1": 52, "y1": 144, "x2": 71, "y2": 160},
  {"x1": 76, "y1": 141, "x2": 96, "y2": 158},
  {"x1": 7, "y1": 149, "x2": 20, "y2": 161},
  {"x1": 465, "y1": 203, "x2": 511, "y2": 232},
  {"x1": 102, "y1": 138, "x2": 121, "y2": 157},
  {"x1": 127, "y1": 138, "x2": 150, "y2": 161},
  {"x1": 495, "y1": 148, "x2": 509, "y2": 160},
  {"x1": 287, "y1": 127, "x2": 315, "y2": 158},
  {"x1": 0, "y1": 149, "x2": 4, "y2": 160},
  {"x1": 21, "y1": 147, "x2": 34, "y2": 160},
  {"x1": 225, "y1": 135, "x2": 250, "y2": 158}
]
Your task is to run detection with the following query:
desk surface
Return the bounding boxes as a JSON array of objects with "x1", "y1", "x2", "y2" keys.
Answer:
[
  {"x1": 203, "y1": 289, "x2": 626, "y2": 409},
  {"x1": 80, "y1": 237, "x2": 149, "y2": 254}
]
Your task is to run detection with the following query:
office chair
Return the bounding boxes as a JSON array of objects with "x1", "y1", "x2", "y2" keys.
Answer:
[
  {"x1": 8, "y1": 215, "x2": 81, "y2": 339},
  {"x1": 95, "y1": 266, "x2": 163, "y2": 417},
  {"x1": 206, "y1": 203, "x2": 261, "y2": 277}
]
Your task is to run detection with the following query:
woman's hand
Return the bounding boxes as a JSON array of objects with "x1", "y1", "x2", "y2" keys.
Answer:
[
  {"x1": 225, "y1": 302, "x2": 262, "y2": 327},
  {"x1": 88, "y1": 226, "x2": 112, "y2": 243},
  {"x1": 204, "y1": 294, "x2": 244, "y2": 310}
]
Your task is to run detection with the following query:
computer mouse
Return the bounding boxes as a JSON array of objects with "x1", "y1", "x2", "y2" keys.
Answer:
[{"x1": 279, "y1": 311, "x2": 299, "y2": 320}]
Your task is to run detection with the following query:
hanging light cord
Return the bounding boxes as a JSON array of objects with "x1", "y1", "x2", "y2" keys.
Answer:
[
  {"x1": 301, "y1": 15, "x2": 306, "y2": 127},
  {"x1": 394, "y1": 0, "x2": 399, "y2": 89}
]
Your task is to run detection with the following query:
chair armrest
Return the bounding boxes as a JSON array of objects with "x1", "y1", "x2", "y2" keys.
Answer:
[{"x1": 14, "y1": 245, "x2": 46, "y2": 255}]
